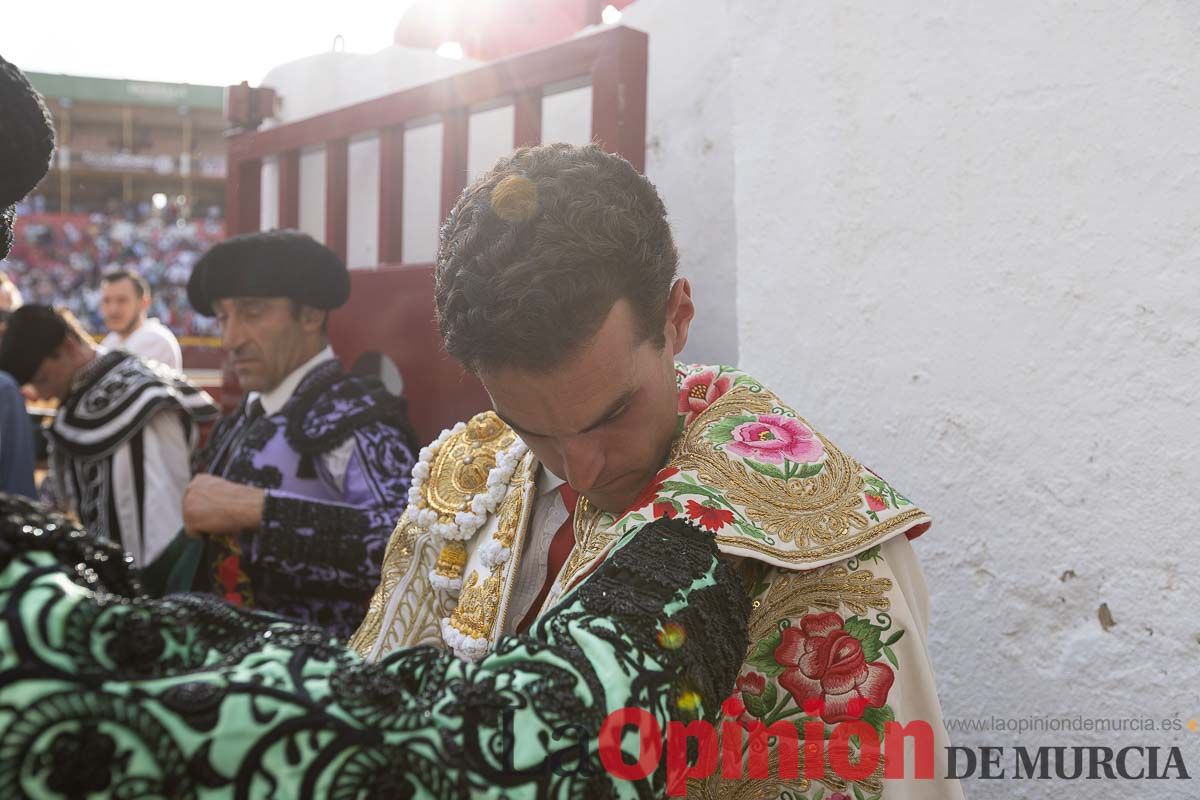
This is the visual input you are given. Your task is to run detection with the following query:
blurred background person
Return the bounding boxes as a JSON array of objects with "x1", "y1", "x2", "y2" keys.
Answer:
[
  {"x1": 0, "y1": 272, "x2": 22, "y2": 319},
  {"x1": 0, "y1": 274, "x2": 35, "y2": 498},
  {"x1": 0, "y1": 54, "x2": 52, "y2": 500},
  {"x1": 99, "y1": 268, "x2": 183, "y2": 368},
  {"x1": 0, "y1": 304, "x2": 218, "y2": 566}
]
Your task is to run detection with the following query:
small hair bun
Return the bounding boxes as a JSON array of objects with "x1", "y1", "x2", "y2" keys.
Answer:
[{"x1": 489, "y1": 174, "x2": 538, "y2": 222}]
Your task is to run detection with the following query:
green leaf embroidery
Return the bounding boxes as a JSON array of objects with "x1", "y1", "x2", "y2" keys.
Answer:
[
  {"x1": 882, "y1": 628, "x2": 905, "y2": 647},
  {"x1": 744, "y1": 680, "x2": 780, "y2": 719},
  {"x1": 746, "y1": 629, "x2": 784, "y2": 678},
  {"x1": 743, "y1": 689, "x2": 770, "y2": 719},
  {"x1": 853, "y1": 786, "x2": 867, "y2": 800},
  {"x1": 794, "y1": 462, "x2": 825, "y2": 479},
  {"x1": 705, "y1": 413, "x2": 757, "y2": 445},
  {"x1": 882, "y1": 644, "x2": 899, "y2": 669},
  {"x1": 842, "y1": 616, "x2": 883, "y2": 663},
  {"x1": 855, "y1": 544, "x2": 882, "y2": 564},
  {"x1": 861, "y1": 705, "x2": 896, "y2": 741},
  {"x1": 744, "y1": 458, "x2": 787, "y2": 480}
]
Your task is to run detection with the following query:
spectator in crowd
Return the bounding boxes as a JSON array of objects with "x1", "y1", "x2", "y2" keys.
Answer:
[
  {"x1": 185, "y1": 230, "x2": 419, "y2": 639},
  {"x1": 0, "y1": 274, "x2": 35, "y2": 498},
  {"x1": 100, "y1": 268, "x2": 183, "y2": 368},
  {"x1": 0, "y1": 305, "x2": 218, "y2": 566},
  {"x1": 0, "y1": 271, "x2": 22, "y2": 314},
  {"x1": 2, "y1": 206, "x2": 224, "y2": 340},
  {"x1": 0, "y1": 53, "x2": 52, "y2": 500}
]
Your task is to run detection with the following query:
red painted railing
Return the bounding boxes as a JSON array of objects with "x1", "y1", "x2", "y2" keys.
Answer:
[{"x1": 223, "y1": 26, "x2": 648, "y2": 439}]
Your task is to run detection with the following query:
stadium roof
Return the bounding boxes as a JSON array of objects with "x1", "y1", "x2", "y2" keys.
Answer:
[{"x1": 25, "y1": 72, "x2": 224, "y2": 110}]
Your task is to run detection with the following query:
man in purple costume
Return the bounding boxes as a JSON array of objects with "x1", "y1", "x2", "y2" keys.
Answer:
[{"x1": 184, "y1": 229, "x2": 419, "y2": 639}]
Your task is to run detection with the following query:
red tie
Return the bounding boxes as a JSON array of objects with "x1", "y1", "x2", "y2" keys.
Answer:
[{"x1": 516, "y1": 484, "x2": 579, "y2": 633}]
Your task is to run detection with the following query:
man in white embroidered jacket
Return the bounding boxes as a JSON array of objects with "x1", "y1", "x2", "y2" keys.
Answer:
[{"x1": 352, "y1": 143, "x2": 963, "y2": 798}]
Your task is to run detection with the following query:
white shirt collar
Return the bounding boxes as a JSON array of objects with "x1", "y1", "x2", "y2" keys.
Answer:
[
  {"x1": 537, "y1": 461, "x2": 566, "y2": 497},
  {"x1": 252, "y1": 345, "x2": 336, "y2": 416}
]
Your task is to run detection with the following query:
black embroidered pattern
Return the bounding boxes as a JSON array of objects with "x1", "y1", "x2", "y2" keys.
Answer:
[
  {"x1": 53, "y1": 350, "x2": 218, "y2": 459},
  {"x1": 0, "y1": 495, "x2": 748, "y2": 798},
  {"x1": 283, "y1": 360, "x2": 421, "y2": 460}
]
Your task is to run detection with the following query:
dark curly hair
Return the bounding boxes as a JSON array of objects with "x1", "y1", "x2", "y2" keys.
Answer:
[
  {"x1": 0, "y1": 54, "x2": 55, "y2": 259},
  {"x1": 434, "y1": 143, "x2": 678, "y2": 374}
]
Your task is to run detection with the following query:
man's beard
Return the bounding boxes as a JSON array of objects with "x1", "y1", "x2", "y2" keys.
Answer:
[{"x1": 114, "y1": 315, "x2": 143, "y2": 337}]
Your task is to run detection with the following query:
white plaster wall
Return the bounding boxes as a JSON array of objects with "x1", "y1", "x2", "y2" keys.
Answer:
[
  {"x1": 621, "y1": 0, "x2": 739, "y2": 367},
  {"x1": 729, "y1": 3, "x2": 1200, "y2": 796}
]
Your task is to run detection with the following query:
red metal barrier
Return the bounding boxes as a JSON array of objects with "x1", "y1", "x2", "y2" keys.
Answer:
[{"x1": 225, "y1": 26, "x2": 648, "y2": 440}]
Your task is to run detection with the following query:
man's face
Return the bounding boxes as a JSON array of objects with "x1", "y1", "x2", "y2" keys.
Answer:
[
  {"x1": 215, "y1": 297, "x2": 316, "y2": 393},
  {"x1": 29, "y1": 342, "x2": 79, "y2": 402},
  {"x1": 481, "y1": 284, "x2": 694, "y2": 513},
  {"x1": 100, "y1": 278, "x2": 147, "y2": 335}
]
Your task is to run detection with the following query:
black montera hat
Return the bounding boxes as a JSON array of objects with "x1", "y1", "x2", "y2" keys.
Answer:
[
  {"x1": 0, "y1": 54, "x2": 55, "y2": 260},
  {"x1": 187, "y1": 229, "x2": 351, "y2": 316}
]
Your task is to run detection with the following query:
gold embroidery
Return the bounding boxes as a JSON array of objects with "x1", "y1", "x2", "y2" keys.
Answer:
[
  {"x1": 424, "y1": 411, "x2": 518, "y2": 516},
  {"x1": 558, "y1": 496, "x2": 617, "y2": 589},
  {"x1": 717, "y1": 508, "x2": 927, "y2": 565},
  {"x1": 434, "y1": 540, "x2": 468, "y2": 577},
  {"x1": 447, "y1": 570, "x2": 502, "y2": 640},
  {"x1": 746, "y1": 564, "x2": 893, "y2": 644},
  {"x1": 349, "y1": 518, "x2": 419, "y2": 656},
  {"x1": 445, "y1": 458, "x2": 532, "y2": 643},
  {"x1": 673, "y1": 387, "x2": 868, "y2": 547}
]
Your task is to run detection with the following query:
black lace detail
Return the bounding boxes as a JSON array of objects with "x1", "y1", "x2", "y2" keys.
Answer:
[
  {"x1": 283, "y1": 361, "x2": 421, "y2": 460},
  {"x1": 0, "y1": 493, "x2": 141, "y2": 597},
  {"x1": 257, "y1": 494, "x2": 372, "y2": 579},
  {"x1": 54, "y1": 350, "x2": 218, "y2": 458},
  {"x1": 0, "y1": 495, "x2": 748, "y2": 798}
]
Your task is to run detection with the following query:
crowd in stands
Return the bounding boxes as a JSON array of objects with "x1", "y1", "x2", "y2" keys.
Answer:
[{"x1": 3, "y1": 200, "x2": 225, "y2": 338}]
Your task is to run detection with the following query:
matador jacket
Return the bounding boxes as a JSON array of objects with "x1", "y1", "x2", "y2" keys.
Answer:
[
  {"x1": 195, "y1": 358, "x2": 419, "y2": 639},
  {"x1": 352, "y1": 364, "x2": 965, "y2": 799}
]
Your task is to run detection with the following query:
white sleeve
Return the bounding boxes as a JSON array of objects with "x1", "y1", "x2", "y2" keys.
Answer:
[
  {"x1": 137, "y1": 410, "x2": 191, "y2": 563},
  {"x1": 147, "y1": 328, "x2": 183, "y2": 370}
]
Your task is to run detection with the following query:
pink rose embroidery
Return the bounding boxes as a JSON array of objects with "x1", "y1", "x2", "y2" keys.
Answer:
[
  {"x1": 679, "y1": 369, "x2": 732, "y2": 425},
  {"x1": 774, "y1": 612, "x2": 894, "y2": 724},
  {"x1": 726, "y1": 414, "x2": 824, "y2": 465}
]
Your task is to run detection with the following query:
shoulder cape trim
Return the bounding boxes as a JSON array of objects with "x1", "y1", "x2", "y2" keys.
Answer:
[
  {"x1": 282, "y1": 360, "x2": 420, "y2": 458},
  {"x1": 52, "y1": 351, "x2": 218, "y2": 458}
]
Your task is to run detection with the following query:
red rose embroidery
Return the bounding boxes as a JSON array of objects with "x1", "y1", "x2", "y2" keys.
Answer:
[
  {"x1": 736, "y1": 672, "x2": 766, "y2": 697},
  {"x1": 626, "y1": 467, "x2": 681, "y2": 514},
  {"x1": 774, "y1": 612, "x2": 894, "y2": 723},
  {"x1": 865, "y1": 493, "x2": 887, "y2": 512},
  {"x1": 685, "y1": 499, "x2": 735, "y2": 532}
]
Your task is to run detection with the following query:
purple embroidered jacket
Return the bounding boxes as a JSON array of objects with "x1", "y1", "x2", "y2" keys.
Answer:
[{"x1": 195, "y1": 359, "x2": 418, "y2": 639}]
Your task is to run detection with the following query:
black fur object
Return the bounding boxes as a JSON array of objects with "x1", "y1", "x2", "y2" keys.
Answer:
[{"x1": 0, "y1": 53, "x2": 56, "y2": 259}]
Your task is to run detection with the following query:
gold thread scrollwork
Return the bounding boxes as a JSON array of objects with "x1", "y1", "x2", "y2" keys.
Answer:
[{"x1": 425, "y1": 412, "x2": 517, "y2": 516}]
